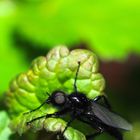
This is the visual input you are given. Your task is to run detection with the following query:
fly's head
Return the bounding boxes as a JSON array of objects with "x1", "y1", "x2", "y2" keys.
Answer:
[{"x1": 47, "y1": 91, "x2": 68, "y2": 107}]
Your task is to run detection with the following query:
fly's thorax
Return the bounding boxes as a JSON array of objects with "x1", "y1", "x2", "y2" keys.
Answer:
[{"x1": 68, "y1": 92, "x2": 89, "y2": 109}]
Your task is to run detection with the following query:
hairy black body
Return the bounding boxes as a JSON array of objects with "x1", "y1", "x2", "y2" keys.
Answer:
[{"x1": 25, "y1": 62, "x2": 132, "y2": 140}]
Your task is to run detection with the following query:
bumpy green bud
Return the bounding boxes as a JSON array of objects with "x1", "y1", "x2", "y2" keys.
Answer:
[{"x1": 6, "y1": 45, "x2": 105, "y2": 140}]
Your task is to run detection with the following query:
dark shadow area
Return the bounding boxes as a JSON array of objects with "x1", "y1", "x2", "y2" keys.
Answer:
[
  {"x1": 100, "y1": 55, "x2": 140, "y2": 121},
  {"x1": 12, "y1": 30, "x2": 49, "y2": 62}
]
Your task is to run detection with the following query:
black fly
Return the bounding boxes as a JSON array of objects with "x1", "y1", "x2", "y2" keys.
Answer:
[{"x1": 25, "y1": 62, "x2": 132, "y2": 140}]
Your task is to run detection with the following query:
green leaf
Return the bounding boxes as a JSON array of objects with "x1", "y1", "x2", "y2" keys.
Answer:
[
  {"x1": 6, "y1": 46, "x2": 105, "y2": 140},
  {"x1": 0, "y1": 111, "x2": 12, "y2": 140},
  {"x1": 15, "y1": 0, "x2": 140, "y2": 60},
  {"x1": 0, "y1": 1, "x2": 28, "y2": 97}
]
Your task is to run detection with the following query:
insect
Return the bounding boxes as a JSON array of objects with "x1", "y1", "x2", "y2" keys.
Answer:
[{"x1": 25, "y1": 61, "x2": 132, "y2": 140}]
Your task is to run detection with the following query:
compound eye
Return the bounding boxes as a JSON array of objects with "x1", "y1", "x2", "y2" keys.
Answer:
[{"x1": 54, "y1": 92, "x2": 66, "y2": 105}]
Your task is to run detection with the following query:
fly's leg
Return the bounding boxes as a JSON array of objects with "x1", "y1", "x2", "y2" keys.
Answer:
[
  {"x1": 23, "y1": 101, "x2": 47, "y2": 115},
  {"x1": 26, "y1": 107, "x2": 69, "y2": 125},
  {"x1": 86, "y1": 127, "x2": 104, "y2": 140},
  {"x1": 105, "y1": 126, "x2": 123, "y2": 140},
  {"x1": 62, "y1": 117, "x2": 75, "y2": 135},
  {"x1": 57, "y1": 117, "x2": 75, "y2": 140},
  {"x1": 26, "y1": 113, "x2": 59, "y2": 125},
  {"x1": 78, "y1": 117, "x2": 104, "y2": 140},
  {"x1": 93, "y1": 95, "x2": 111, "y2": 110},
  {"x1": 27, "y1": 109, "x2": 70, "y2": 140}
]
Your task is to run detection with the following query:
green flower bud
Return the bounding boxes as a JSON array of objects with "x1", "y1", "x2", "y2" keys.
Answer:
[{"x1": 6, "y1": 45, "x2": 105, "y2": 140}]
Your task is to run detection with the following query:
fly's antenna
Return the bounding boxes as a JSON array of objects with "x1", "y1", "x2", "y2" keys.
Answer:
[
  {"x1": 46, "y1": 92, "x2": 51, "y2": 97},
  {"x1": 74, "y1": 61, "x2": 81, "y2": 93}
]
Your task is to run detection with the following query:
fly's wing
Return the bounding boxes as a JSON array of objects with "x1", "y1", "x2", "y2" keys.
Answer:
[{"x1": 91, "y1": 102, "x2": 132, "y2": 131}]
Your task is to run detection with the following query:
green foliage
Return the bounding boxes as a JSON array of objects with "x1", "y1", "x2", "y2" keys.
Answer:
[
  {"x1": 0, "y1": 1, "x2": 28, "y2": 97},
  {"x1": 1, "y1": 0, "x2": 140, "y2": 98},
  {"x1": 6, "y1": 46, "x2": 105, "y2": 140},
  {"x1": 0, "y1": 111, "x2": 12, "y2": 140},
  {"x1": 15, "y1": 0, "x2": 140, "y2": 60}
]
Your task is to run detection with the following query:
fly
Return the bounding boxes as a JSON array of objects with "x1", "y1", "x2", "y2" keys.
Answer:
[{"x1": 25, "y1": 61, "x2": 132, "y2": 140}]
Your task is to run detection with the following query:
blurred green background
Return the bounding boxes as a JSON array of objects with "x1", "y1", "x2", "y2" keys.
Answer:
[{"x1": 0, "y1": 0, "x2": 140, "y2": 140}]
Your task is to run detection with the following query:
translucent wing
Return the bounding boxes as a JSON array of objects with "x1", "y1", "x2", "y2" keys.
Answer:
[{"x1": 91, "y1": 102, "x2": 132, "y2": 130}]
